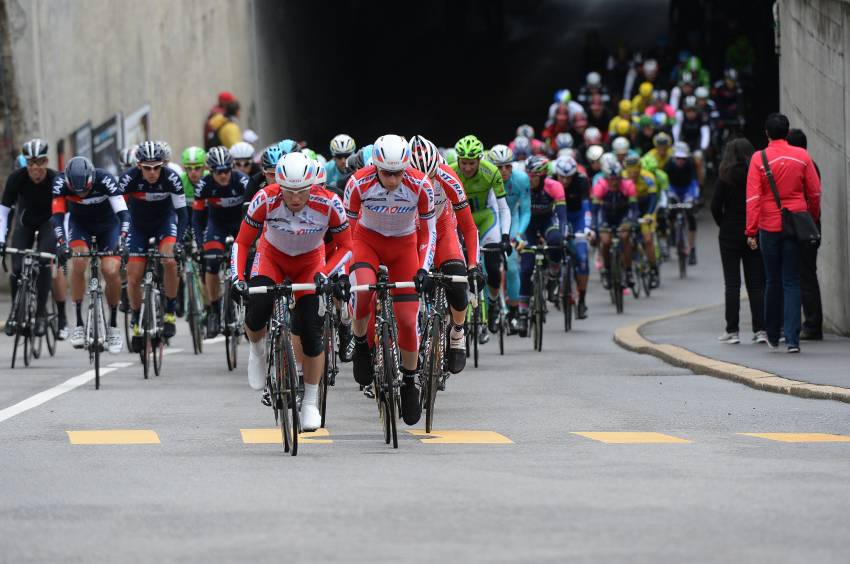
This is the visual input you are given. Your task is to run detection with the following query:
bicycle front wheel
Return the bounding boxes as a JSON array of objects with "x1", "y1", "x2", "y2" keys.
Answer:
[
  {"x1": 562, "y1": 261, "x2": 573, "y2": 333},
  {"x1": 472, "y1": 304, "x2": 480, "y2": 368},
  {"x1": 187, "y1": 271, "x2": 203, "y2": 354},
  {"x1": 278, "y1": 330, "x2": 300, "y2": 456},
  {"x1": 379, "y1": 321, "x2": 399, "y2": 449},
  {"x1": 45, "y1": 295, "x2": 57, "y2": 357},
  {"x1": 424, "y1": 313, "x2": 442, "y2": 434}
]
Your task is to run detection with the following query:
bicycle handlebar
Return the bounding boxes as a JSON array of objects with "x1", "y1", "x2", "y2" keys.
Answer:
[
  {"x1": 4, "y1": 248, "x2": 56, "y2": 260},
  {"x1": 426, "y1": 273, "x2": 468, "y2": 284},
  {"x1": 667, "y1": 203, "x2": 693, "y2": 210},
  {"x1": 71, "y1": 251, "x2": 118, "y2": 258},
  {"x1": 351, "y1": 281, "x2": 416, "y2": 293},
  {"x1": 248, "y1": 282, "x2": 317, "y2": 295}
]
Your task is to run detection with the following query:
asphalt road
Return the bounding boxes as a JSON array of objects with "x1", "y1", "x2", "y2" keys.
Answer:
[{"x1": 1, "y1": 217, "x2": 848, "y2": 563}]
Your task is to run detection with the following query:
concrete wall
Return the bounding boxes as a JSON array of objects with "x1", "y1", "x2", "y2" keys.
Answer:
[
  {"x1": 3, "y1": 0, "x2": 258, "y2": 165},
  {"x1": 779, "y1": 0, "x2": 850, "y2": 335}
]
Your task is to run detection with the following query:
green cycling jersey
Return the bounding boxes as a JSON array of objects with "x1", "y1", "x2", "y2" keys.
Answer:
[
  {"x1": 180, "y1": 170, "x2": 209, "y2": 202},
  {"x1": 450, "y1": 158, "x2": 506, "y2": 234}
]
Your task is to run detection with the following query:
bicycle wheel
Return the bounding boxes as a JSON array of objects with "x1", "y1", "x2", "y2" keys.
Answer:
[
  {"x1": 45, "y1": 296, "x2": 57, "y2": 357},
  {"x1": 534, "y1": 270, "x2": 544, "y2": 352},
  {"x1": 676, "y1": 223, "x2": 687, "y2": 279},
  {"x1": 23, "y1": 292, "x2": 36, "y2": 367},
  {"x1": 611, "y1": 247, "x2": 624, "y2": 314},
  {"x1": 281, "y1": 330, "x2": 300, "y2": 456},
  {"x1": 562, "y1": 260, "x2": 573, "y2": 333},
  {"x1": 187, "y1": 271, "x2": 203, "y2": 355},
  {"x1": 498, "y1": 306, "x2": 505, "y2": 355},
  {"x1": 472, "y1": 303, "x2": 480, "y2": 368},
  {"x1": 93, "y1": 298, "x2": 102, "y2": 390},
  {"x1": 424, "y1": 312, "x2": 442, "y2": 434},
  {"x1": 153, "y1": 298, "x2": 164, "y2": 377},
  {"x1": 142, "y1": 287, "x2": 152, "y2": 379},
  {"x1": 273, "y1": 337, "x2": 292, "y2": 453},
  {"x1": 378, "y1": 321, "x2": 399, "y2": 449},
  {"x1": 319, "y1": 315, "x2": 333, "y2": 428}
]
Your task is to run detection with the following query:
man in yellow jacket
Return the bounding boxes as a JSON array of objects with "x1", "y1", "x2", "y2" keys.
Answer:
[{"x1": 205, "y1": 97, "x2": 242, "y2": 149}]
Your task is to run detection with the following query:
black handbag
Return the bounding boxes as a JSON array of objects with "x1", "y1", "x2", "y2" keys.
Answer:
[{"x1": 761, "y1": 150, "x2": 820, "y2": 246}]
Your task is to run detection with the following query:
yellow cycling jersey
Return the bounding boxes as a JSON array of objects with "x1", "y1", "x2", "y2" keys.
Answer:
[{"x1": 624, "y1": 168, "x2": 658, "y2": 198}]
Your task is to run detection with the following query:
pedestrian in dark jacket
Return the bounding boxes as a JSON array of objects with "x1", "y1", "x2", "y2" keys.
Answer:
[
  {"x1": 786, "y1": 128, "x2": 823, "y2": 340},
  {"x1": 745, "y1": 113, "x2": 821, "y2": 353},
  {"x1": 711, "y1": 137, "x2": 765, "y2": 344}
]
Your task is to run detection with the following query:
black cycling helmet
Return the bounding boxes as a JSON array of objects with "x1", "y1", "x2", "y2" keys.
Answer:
[
  {"x1": 205, "y1": 146, "x2": 233, "y2": 172},
  {"x1": 22, "y1": 138, "x2": 48, "y2": 160},
  {"x1": 64, "y1": 156, "x2": 96, "y2": 195},
  {"x1": 136, "y1": 140, "x2": 164, "y2": 164}
]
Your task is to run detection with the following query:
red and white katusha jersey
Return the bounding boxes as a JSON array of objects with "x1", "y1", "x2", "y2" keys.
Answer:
[
  {"x1": 343, "y1": 165, "x2": 435, "y2": 236},
  {"x1": 246, "y1": 184, "x2": 348, "y2": 256},
  {"x1": 430, "y1": 162, "x2": 469, "y2": 221}
]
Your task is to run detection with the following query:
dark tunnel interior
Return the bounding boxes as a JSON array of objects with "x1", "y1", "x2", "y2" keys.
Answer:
[{"x1": 253, "y1": 0, "x2": 778, "y2": 152}]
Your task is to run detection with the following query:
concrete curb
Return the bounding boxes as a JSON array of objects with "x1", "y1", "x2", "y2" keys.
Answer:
[{"x1": 613, "y1": 306, "x2": 850, "y2": 404}]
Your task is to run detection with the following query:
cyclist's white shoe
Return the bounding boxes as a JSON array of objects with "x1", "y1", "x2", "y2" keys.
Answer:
[
  {"x1": 57, "y1": 324, "x2": 69, "y2": 341},
  {"x1": 69, "y1": 325, "x2": 85, "y2": 349},
  {"x1": 247, "y1": 341, "x2": 265, "y2": 390},
  {"x1": 300, "y1": 404, "x2": 321, "y2": 432},
  {"x1": 107, "y1": 326, "x2": 123, "y2": 354}
]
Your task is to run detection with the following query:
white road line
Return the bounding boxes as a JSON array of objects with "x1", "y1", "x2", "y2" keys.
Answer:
[
  {"x1": 107, "y1": 361, "x2": 134, "y2": 368},
  {"x1": 163, "y1": 348, "x2": 184, "y2": 356},
  {"x1": 204, "y1": 336, "x2": 226, "y2": 344},
  {"x1": 0, "y1": 368, "x2": 117, "y2": 424}
]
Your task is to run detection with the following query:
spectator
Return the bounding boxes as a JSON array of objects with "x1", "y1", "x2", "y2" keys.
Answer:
[
  {"x1": 745, "y1": 113, "x2": 821, "y2": 353},
  {"x1": 205, "y1": 92, "x2": 242, "y2": 149},
  {"x1": 786, "y1": 128, "x2": 823, "y2": 340},
  {"x1": 711, "y1": 138, "x2": 765, "y2": 344}
]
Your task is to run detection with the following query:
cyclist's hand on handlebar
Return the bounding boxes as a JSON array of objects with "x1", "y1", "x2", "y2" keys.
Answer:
[
  {"x1": 500, "y1": 233, "x2": 513, "y2": 256},
  {"x1": 467, "y1": 265, "x2": 485, "y2": 290},
  {"x1": 56, "y1": 242, "x2": 70, "y2": 266},
  {"x1": 0, "y1": 242, "x2": 5, "y2": 260},
  {"x1": 313, "y1": 272, "x2": 329, "y2": 293},
  {"x1": 413, "y1": 268, "x2": 432, "y2": 293},
  {"x1": 232, "y1": 279, "x2": 249, "y2": 302},
  {"x1": 333, "y1": 273, "x2": 351, "y2": 301},
  {"x1": 173, "y1": 244, "x2": 185, "y2": 263}
]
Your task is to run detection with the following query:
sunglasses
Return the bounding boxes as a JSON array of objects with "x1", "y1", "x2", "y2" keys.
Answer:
[
  {"x1": 27, "y1": 157, "x2": 48, "y2": 166},
  {"x1": 282, "y1": 187, "x2": 311, "y2": 195},
  {"x1": 497, "y1": 164, "x2": 513, "y2": 170},
  {"x1": 379, "y1": 170, "x2": 404, "y2": 178},
  {"x1": 140, "y1": 164, "x2": 162, "y2": 172},
  {"x1": 185, "y1": 165, "x2": 204, "y2": 172},
  {"x1": 235, "y1": 160, "x2": 252, "y2": 168},
  {"x1": 213, "y1": 169, "x2": 231, "y2": 176}
]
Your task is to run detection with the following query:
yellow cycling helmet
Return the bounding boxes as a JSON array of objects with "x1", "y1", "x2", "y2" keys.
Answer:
[
  {"x1": 618, "y1": 99, "x2": 633, "y2": 115},
  {"x1": 615, "y1": 119, "x2": 631, "y2": 136},
  {"x1": 639, "y1": 81, "x2": 653, "y2": 98}
]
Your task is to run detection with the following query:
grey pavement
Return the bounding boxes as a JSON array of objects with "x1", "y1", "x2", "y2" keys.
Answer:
[
  {"x1": 0, "y1": 215, "x2": 849, "y2": 563},
  {"x1": 642, "y1": 305, "x2": 850, "y2": 389}
]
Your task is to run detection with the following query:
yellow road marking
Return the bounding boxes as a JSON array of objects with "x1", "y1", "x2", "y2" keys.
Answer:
[
  {"x1": 67, "y1": 430, "x2": 160, "y2": 445},
  {"x1": 407, "y1": 430, "x2": 513, "y2": 444},
  {"x1": 572, "y1": 432, "x2": 691, "y2": 444},
  {"x1": 240, "y1": 428, "x2": 332, "y2": 444},
  {"x1": 740, "y1": 433, "x2": 850, "y2": 443}
]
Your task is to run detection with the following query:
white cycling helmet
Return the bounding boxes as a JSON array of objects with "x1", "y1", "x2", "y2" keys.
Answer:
[
  {"x1": 488, "y1": 144, "x2": 514, "y2": 166},
  {"x1": 611, "y1": 136, "x2": 630, "y2": 155},
  {"x1": 602, "y1": 158, "x2": 623, "y2": 178},
  {"x1": 585, "y1": 145, "x2": 604, "y2": 163},
  {"x1": 330, "y1": 134, "x2": 356, "y2": 156},
  {"x1": 516, "y1": 124, "x2": 535, "y2": 140},
  {"x1": 275, "y1": 151, "x2": 317, "y2": 190},
  {"x1": 230, "y1": 141, "x2": 255, "y2": 160},
  {"x1": 557, "y1": 148, "x2": 575, "y2": 160},
  {"x1": 157, "y1": 141, "x2": 172, "y2": 161},
  {"x1": 409, "y1": 135, "x2": 440, "y2": 177},
  {"x1": 583, "y1": 127, "x2": 602, "y2": 146},
  {"x1": 586, "y1": 71, "x2": 601, "y2": 87},
  {"x1": 372, "y1": 134, "x2": 410, "y2": 172},
  {"x1": 555, "y1": 132, "x2": 574, "y2": 150},
  {"x1": 695, "y1": 86, "x2": 710, "y2": 99},
  {"x1": 554, "y1": 156, "x2": 577, "y2": 177}
]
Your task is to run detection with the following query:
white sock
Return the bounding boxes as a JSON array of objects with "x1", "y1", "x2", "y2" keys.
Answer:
[
  {"x1": 451, "y1": 324, "x2": 464, "y2": 336},
  {"x1": 303, "y1": 383, "x2": 318, "y2": 407},
  {"x1": 250, "y1": 339, "x2": 264, "y2": 357}
]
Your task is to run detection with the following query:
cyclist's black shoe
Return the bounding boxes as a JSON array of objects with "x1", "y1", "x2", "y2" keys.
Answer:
[
  {"x1": 33, "y1": 316, "x2": 47, "y2": 336},
  {"x1": 400, "y1": 377, "x2": 421, "y2": 425},
  {"x1": 650, "y1": 265, "x2": 660, "y2": 289},
  {"x1": 352, "y1": 337, "x2": 373, "y2": 386},
  {"x1": 162, "y1": 313, "x2": 177, "y2": 339},
  {"x1": 4, "y1": 312, "x2": 14, "y2": 336},
  {"x1": 625, "y1": 270, "x2": 635, "y2": 288},
  {"x1": 487, "y1": 300, "x2": 499, "y2": 333},
  {"x1": 688, "y1": 247, "x2": 697, "y2": 266},
  {"x1": 547, "y1": 277, "x2": 559, "y2": 303},
  {"x1": 517, "y1": 312, "x2": 529, "y2": 337},
  {"x1": 338, "y1": 322, "x2": 353, "y2": 363},
  {"x1": 577, "y1": 301, "x2": 588, "y2": 319},
  {"x1": 600, "y1": 268, "x2": 611, "y2": 290},
  {"x1": 206, "y1": 308, "x2": 220, "y2": 338},
  {"x1": 447, "y1": 324, "x2": 466, "y2": 374},
  {"x1": 130, "y1": 323, "x2": 142, "y2": 353}
]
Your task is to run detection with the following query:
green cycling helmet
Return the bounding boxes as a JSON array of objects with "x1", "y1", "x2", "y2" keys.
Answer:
[
  {"x1": 443, "y1": 148, "x2": 457, "y2": 164},
  {"x1": 182, "y1": 146, "x2": 206, "y2": 166},
  {"x1": 454, "y1": 135, "x2": 484, "y2": 160}
]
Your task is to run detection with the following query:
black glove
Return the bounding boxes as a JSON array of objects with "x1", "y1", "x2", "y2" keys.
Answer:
[
  {"x1": 500, "y1": 234, "x2": 513, "y2": 256},
  {"x1": 467, "y1": 265, "x2": 485, "y2": 291},
  {"x1": 413, "y1": 268, "x2": 432, "y2": 293},
  {"x1": 333, "y1": 273, "x2": 351, "y2": 301},
  {"x1": 117, "y1": 235, "x2": 127, "y2": 258},
  {"x1": 0, "y1": 242, "x2": 5, "y2": 260},
  {"x1": 56, "y1": 242, "x2": 70, "y2": 266},
  {"x1": 313, "y1": 272, "x2": 329, "y2": 294},
  {"x1": 232, "y1": 279, "x2": 249, "y2": 302}
]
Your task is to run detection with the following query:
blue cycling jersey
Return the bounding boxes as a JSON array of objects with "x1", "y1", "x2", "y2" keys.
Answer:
[{"x1": 503, "y1": 169, "x2": 530, "y2": 240}]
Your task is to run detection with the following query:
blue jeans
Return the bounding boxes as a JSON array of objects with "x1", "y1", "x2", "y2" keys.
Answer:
[{"x1": 759, "y1": 230, "x2": 800, "y2": 348}]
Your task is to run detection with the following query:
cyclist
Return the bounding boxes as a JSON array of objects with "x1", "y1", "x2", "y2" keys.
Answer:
[
  {"x1": 553, "y1": 155, "x2": 591, "y2": 319},
  {"x1": 119, "y1": 146, "x2": 138, "y2": 173},
  {"x1": 634, "y1": 115, "x2": 657, "y2": 156},
  {"x1": 673, "y1": 96, "x2": 711, "y2": 186},
  {"x1": 488, "y1": 145, "x2": 530, "y2": 329},
  {"x1": 345, "y1": 134, "x2": 436, "y2": 426},
  {"x1": 158, "y1": 141, "x2": 184, "y2": 180},
  {"x1": 192, "y1": 146, "x2": 250, "y2": 337},
  {"x1": 664, "y1": 142, "x2": 700, "y2": 265},
  {"x1": 246, "y1": 144, "x2": 282, "y2": 206},
  {"x1": 592, "y1": 160, "x2": 638, "y2": 289},
  {"x1": 577, "y1": 71, "x2": 611, "y2": 106},
  {"x1": 611, "y1": 137, "x2": 632, "y2": 166},
  {"x1": 230, "y1": 141, "x2": 260, "y2": 177},
  {"x1": 1, "y1": 138, "x2": 66, "y2": 338},
  {"x1": 450, "y1": 135, "x2": 512, "y2": 341},
  {"x1": 584, "y1": 145, "x2": 605, "y2": 177},
  {"x1": 52, "y1": 157, "x2": 128, "y2": 353},
  {"x1": 325, "y1": 134, "x2": 356, "y2": 195},
  {"x1": 509, "y1": 136, "x2": 532, "y2": 172},
  {"x1": 232, "y1": 151, "x2": 352, "y2": 432},
  {"x1": 624, "y1": 154, "x2": 660, "y2": 283},
  {"x1": 516, "y1": 156, "x2": 567, "y2": 336},
  {"x1": 631, "y1": 81, "x2": 655, "y2": 114},
  {"x1": 608, "y1": 99, "x2": 635, "y2": 139},
  {"x1": 119, "y1": 141, "x2": 188, "y2": 349},
  {"x1": 641, "y1": 132, "x2": 673, "y2": 173},
  {"x1": 409, "y1": 135, "x2": 481, "y2": 373}
]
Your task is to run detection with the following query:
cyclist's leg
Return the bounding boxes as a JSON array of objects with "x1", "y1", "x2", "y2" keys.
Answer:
[
  {"x1": 567, "y1": 210, "x2": 590, "y2": 312},
  {"x1": 291, "y1": 291, "x2": 325, "y2": 429},
  {"x1": 34, "y1": 219, "x2": 55, "y2": 321},
  {"x1": 97, "y1": 219, "x2": 122, "y2": 328},
  {"x1": 68, "y1": 221, "x2": 91, "y2": 335},
  {"x1": 157, "y1": 213, "x2": 179, "y2": 310},
  {"x1": 349, "y1": 230, "x2": 381, "y2": 386},
  {"x1": 244, "y1": 271, "x2": 277, "y2": 391},
  {"x1": 383, "y1": 232, "x2": 420, "y2": 372},
  {"x1": 479, "y1": 223, "x2": 501, "y2": 301},
  {"x1": 619, "y1": 221, "x2": 634, "y2": 267},
  {"x1": 203, "y1": 216, "x2": 225, "y2": 303}
]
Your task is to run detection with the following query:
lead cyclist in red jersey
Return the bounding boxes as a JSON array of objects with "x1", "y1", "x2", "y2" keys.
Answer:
[{"x1": 344, "y1": 134, "x2": 436, "y2": 426}]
